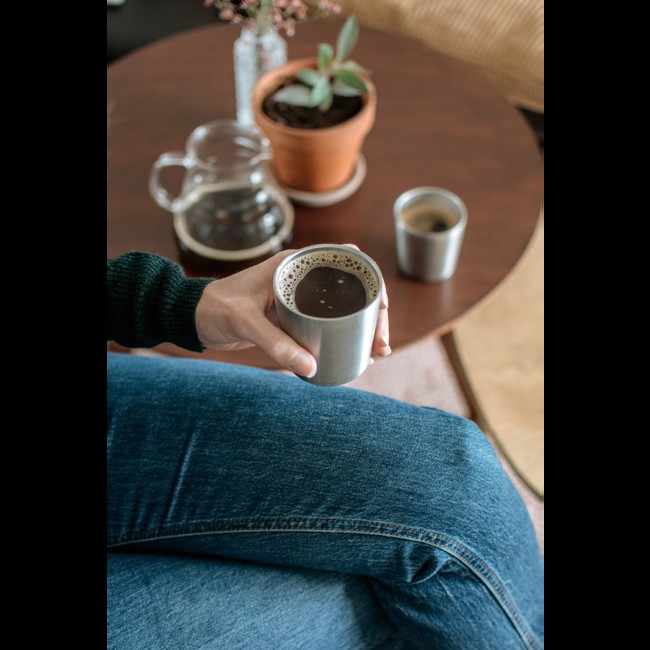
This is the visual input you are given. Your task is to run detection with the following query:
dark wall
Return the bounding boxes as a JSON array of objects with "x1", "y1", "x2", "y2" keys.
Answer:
[{"x1": 107, "y1": 0, "x2": 221, "y2": 63}]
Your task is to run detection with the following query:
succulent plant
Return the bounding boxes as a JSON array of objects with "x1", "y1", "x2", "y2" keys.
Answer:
[{"x1": 271, "y1": 15, "x2": 369, "y2": 111}]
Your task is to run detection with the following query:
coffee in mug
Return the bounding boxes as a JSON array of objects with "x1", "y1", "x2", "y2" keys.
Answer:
[{"x1": 399, "y1": 203, "x2": 457, "y2": 233}]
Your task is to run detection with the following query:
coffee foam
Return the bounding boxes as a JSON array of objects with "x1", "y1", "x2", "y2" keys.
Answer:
[{"x1": 277, "y1": 250, "x2": 379, "y2": 312}]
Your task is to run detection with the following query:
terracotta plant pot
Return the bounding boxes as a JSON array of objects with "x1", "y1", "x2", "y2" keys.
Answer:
[{"x1": 252, "y1": 58, "x2": 376, "y2": 193}]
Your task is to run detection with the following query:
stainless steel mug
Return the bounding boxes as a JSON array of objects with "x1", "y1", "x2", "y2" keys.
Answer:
[
  {"x1": 394, "y1": 187, "x2": 468, "y2": 282},
  {"x1": 273, "y1": 244, "x2": 383, "y2": 386}
]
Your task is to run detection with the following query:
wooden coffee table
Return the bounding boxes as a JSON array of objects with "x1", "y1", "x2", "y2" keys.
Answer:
[{"x1": 107, "y1": 20, "x2": 543, "y2": 367}]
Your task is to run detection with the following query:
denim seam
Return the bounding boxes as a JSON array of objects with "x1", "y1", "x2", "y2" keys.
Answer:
[{"x1": 107, "y1": 516, "x2": 541, "y2": 650}]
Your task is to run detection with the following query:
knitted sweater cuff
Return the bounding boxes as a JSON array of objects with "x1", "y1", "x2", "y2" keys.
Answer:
[
  {"x1": 164, "y1": 275, "x2": 214, "y2": 352},
  {"x1": 107, "y1": 252, "x2": 214, "y2": 353}
]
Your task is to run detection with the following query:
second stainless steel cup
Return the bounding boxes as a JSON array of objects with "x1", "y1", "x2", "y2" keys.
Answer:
[
  {"x1": 273, "y1": 244, "x2": 383, "y2": 386},
  {"x1": 394, "y1": 187, "x2": 468, "y2": 282}
]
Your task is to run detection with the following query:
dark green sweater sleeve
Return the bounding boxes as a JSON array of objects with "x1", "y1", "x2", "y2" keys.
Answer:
[{"x1": 107, "y1": 252, "x2": 214, "y2": 352}]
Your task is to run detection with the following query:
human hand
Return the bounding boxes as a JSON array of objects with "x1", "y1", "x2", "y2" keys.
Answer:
[{"x1": 195, "y1": 247, "x2": 390, "y2": 378}]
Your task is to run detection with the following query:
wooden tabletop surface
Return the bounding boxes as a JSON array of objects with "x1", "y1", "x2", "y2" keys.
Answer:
[{"x1": 107, "y1": 19, "x2": 543, "y2": 366}]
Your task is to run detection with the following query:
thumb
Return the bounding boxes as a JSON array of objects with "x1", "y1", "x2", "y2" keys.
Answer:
[{"x1": 244, "y1": 315, "x2": 317, "y2": 378}]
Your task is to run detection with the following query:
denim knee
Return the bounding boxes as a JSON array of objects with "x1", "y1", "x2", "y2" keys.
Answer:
[{"x1": 326, "y1": 402, "x2": 538, "y2": 572}]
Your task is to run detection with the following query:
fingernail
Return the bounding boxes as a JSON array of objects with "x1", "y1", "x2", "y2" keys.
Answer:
[
  {"x1": 290, "y1": 351, "x2": 317, "y2": 378},
  {"x1": 368, "y1": 357, "x2": 375, "y2": 366},
  {"x1": 380, "y1": 333, "x2": 389, "y2": 348}
]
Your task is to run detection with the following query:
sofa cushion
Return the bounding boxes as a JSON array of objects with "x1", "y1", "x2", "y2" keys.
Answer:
[{"x1": 332, "y1": 0, "x2": 543, "y2": 112}]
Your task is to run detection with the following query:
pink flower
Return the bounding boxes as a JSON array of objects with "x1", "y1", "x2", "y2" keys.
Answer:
[{"x1": 204, "y1": 1, "x2": 341, "y2": 36}]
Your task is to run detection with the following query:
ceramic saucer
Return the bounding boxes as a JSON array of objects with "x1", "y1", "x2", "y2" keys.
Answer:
[{"x1": 283, "y1": 154, "x2": 367, "y2": 207}]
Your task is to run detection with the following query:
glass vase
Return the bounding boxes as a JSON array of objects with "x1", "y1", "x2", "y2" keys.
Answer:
[{"x1": 233, "y1": 25, "x2": 287, "y2": 127}]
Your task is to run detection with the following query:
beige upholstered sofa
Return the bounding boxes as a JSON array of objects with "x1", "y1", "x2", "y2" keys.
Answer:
[{"x1": 329, "y1": 0, "x2": 543, "y2": 113}]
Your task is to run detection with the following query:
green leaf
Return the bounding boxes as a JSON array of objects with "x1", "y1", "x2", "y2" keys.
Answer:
[
  {"x1": 319, "y1": 87, "x2": 334, "y2": 112},
  {"x1": 332, "y1": 68, "x2": 368, "y2": 93},
  {"x1": 309, "y1": 76, "x2": 331, "y2": 108},
  {"x1": 272, "y1": 84, "x2": 312, "y2": 107},
  {"x1": 332, "y1": 78, "x2": 362, "y2": 97},
  {"x1": 318, "y1": 43, "x2": 333, "y2": 71},
  {"x1": 296, "y1": 69, "x2": 320, "y2": 87},
  {"x1": 335, "y1": 15, "x2": 358, "y2": 63},
  {"x1": 339, "y1": 60, "x2": 369, "y2": 76}
]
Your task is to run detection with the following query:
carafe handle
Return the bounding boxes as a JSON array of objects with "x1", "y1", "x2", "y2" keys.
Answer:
[{"x1": 149, "y1": 152, "x2": 190, "y2": 213}]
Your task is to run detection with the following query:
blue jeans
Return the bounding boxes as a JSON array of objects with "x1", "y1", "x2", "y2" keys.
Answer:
[{"x1": 107, "y1": 353, "x2": 543, "y2": 649}]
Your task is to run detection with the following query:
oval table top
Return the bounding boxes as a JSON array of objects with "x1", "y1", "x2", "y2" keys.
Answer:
[{"x1": 107, "y1": 19, "x2": 543, "y2": 366}]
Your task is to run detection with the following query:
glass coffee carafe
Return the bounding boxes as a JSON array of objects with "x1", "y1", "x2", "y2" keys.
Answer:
[{"x1": 149, "y1": 120, "x2": 294, "y2": 273}]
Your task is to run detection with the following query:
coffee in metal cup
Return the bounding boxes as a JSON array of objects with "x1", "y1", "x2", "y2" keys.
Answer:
[
  {"x1": 394, "y1": 187, "x2": 467, "y2": 282},
  {"x1": 273, "y1": 244, "x2": 383, "y2": 386}
]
